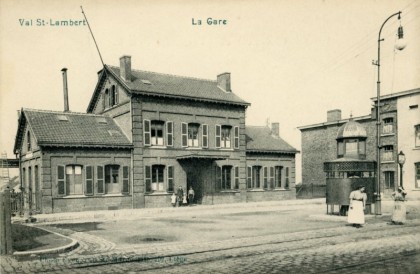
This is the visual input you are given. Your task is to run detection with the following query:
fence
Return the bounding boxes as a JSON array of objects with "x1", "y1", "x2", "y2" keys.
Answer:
[
  {"x1": 296, "y1": 184, "x2": 326, "y2": 199},
  {"x1": 0, "y1": 189, "x2": 13, "y2": 254}
]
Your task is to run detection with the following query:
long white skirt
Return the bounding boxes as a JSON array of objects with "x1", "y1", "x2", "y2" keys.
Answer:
[
  {"x1": 347, "y1": 201, "x2": 365, "y2": 224},
  {"x1": 392, "y1": 201, "x2": 406, "y2": 223}
]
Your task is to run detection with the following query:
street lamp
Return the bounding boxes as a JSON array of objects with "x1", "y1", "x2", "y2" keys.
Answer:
[
  {"x1": 373, "y1": 11, "x2": 406, "y2": 215},
  {"x1": 398, "y1": 151, "x2": 406, "y2": 188}
]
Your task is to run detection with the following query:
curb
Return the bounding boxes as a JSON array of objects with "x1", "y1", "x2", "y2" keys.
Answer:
[{"x1": 13, "y1": 226, "x2": 79, "y2": 256}]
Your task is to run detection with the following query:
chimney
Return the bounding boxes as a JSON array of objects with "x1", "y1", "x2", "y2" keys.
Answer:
[
  {"x1": 271, "y1": 122, "x2": 280, "y2": 137},
  {"x1": 120, "y1": 55, "x2": 131, "y2": 81},
  {"x1": 327, "y1": 109, "x2": 341, "y2": 122},
  {"x1": 217, "y1": 72, "x2": 231, "y2": 92},
  {"x1": 61, "y1": 68, "x2": 69, "y2": 112}
]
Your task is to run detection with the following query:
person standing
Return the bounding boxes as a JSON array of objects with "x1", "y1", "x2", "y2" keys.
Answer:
[
  {"x1": 347, "y1": 185, "x2": 367, "y2": 228},
  {"x1": 188, "y1": 186, "x2": 195, "y2": 205},
  {"x1": 171, "y1": 193, "x2": 177, "y2": 207},
  {"x1": 391, "y1": 186, "x2": 407, "y2": 225},
  {"x1": 177, "y1": 186, "x2": 184, "y2": 207}
]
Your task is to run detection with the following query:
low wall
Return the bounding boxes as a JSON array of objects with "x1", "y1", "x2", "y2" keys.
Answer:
[{"x1": 52, "y1": 195, "x2": 132, "y2": 213}]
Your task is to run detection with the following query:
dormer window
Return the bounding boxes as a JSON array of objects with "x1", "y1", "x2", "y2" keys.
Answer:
[{"x1": 104, "y1": 85, "x2": 118, "y2": 109}]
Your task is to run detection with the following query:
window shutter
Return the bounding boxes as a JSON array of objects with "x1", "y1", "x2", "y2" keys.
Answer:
[
  {"x1": 166, "y1": 121, "x2": 173, "y2": 147},
  {"x1": 181, "y1": 122, "x2": 188, "y2": 147},
  {"x1": 202, "y1": 124, "x2": 208, "y2": 148},
  {"x1": 145, "y1": 165, "x2": 152, "y2": 192},
  {"x1": 115, "y1": 86, "x2": 119, "y2": 105},
  {"x1": 85, "y1": 166, "x2": 94, "y2": 195},
  {"x1": 234, "y1": 126, "x2": 239, "y2": 149},
  {"x1": 216, "y1": 166, "x2": 222, "y2": 190},
  {"x1": 144, "y1": 119, "x2": 151, "y2": 146},
  {"x1": 263, "y1": 167, "x2": 268, "y2": 189},
  {"x1": 167, "y1": 166, "x2": 174, "y2": 192},
  {"x1": 234, "y1": 166, "x2": 239, "y2": 189},
  {"x1": 97, "y1": 166, "x2": 105, "y2": 194},
  {"x1": 247, "y1": 166, "x2": 252, "y2": 189},
  {"x1": 215, "y1": 125, "x2": 221, "y2": 148},
  {"x1": 57, "y1": 165, "x2": 66, "y2": 196},
  {"x1": 122, "y1": 166, "x2": 130, "y2": 194},
  {"x1": 285, "y1": 167, "x2": 290, "y2": 188}
]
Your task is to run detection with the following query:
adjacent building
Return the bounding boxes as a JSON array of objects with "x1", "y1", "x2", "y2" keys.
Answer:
[
  {"x1": 13, "y1": 56, "x2": 298, "y2": 213},
  {"x1": 298, "y1": 88, "x2": 420, "y2": 200}
]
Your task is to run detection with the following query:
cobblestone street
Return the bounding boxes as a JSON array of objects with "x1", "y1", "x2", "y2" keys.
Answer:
[{"x1": 1, "y1": 200, "x2": 419, "y2": 273}]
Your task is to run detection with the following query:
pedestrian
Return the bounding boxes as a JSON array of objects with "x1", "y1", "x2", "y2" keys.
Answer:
[
  {"x1": 182, "y1": 193, "x2": 188, "y2": 206},
  {"x1": 188, "y1": 186, "x2": 195, "y2": 205},
  {"x1": 347, "y1": 185, "x2": 367, "y2": 228},
  {"x1": 177, "y1": 186, "x2": 184, "y2": 207},
  {"x1": 391, "y1": 186, "x2": 407, "y2": 225},
  {"x1": 171, "y1": 192, "x2": 177, "y2": 207}
]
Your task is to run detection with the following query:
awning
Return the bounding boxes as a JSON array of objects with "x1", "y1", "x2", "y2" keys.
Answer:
[{"x1": 176, "y1": 154, "x2": 229, "y2": 161}]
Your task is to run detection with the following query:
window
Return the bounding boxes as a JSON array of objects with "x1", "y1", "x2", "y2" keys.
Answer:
[
  {"x1": 221, "y1": 126, "x2": 232, "y2": 148},
  {"x1": 109, "y1": 85, "x2": 118, "y2": 107},
  {"x1": 383, "y1": 118, "x2": 393, "y2": 134},
  {"x1": 221, "y1": 166, "x2": 232, "y2": 190},
  {"x1": 345, "y1": 140, "x2": 358, "y2": 156},
  {"x1": 416, "y1": 163, "x2": 420, "y2": 189},
  {"x1": 382, "y1": 145, "x2": 394, "y2": 162},
  {"x1": 145, "y1": 165, "x2": 172, "y2": 192},
  {"x1": 151, "y1": 121, "x2": 164, "y2": 146},
  {"x1": 416, "y1": 125, "x2": 420, "y2": 147},
  {"x1": 94, "y1": 165, "x2": 129, "y2": 195},
  {"x1": 27, "y1": 131, "x2": 32, "y2": 152},
  {"x1": 188, "y1": 123, "x2": 200, "y2": 147},
  {"x1": 384, "y1": 171, "x2": 395, "y2": 189},
  {"x1": 144, "y1": 120, "x2": 172, "y2": 147},
  {"x1": 337, "y1": 142, "x2": 344, "y2": 157},
  {"x1": 275, "y1": 166, "x2": 283, "y2": 188},
  {"x1": 85, "y1": 166, "x2": 93, "y2": 195},
  {"x1": 358, "y1": 141, "x2": 366, "y2": 155},
  {"x1": 247, "y1": 166, "x2": 261, "y2": 189},
  {"x1": 57, "y1": 165, "x2": 83, "y2": 196}
]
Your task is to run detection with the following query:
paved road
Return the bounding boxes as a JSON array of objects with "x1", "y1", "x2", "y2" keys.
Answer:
[{"x1": 2, "y1": 200, "x2": 419, "y2": 273}]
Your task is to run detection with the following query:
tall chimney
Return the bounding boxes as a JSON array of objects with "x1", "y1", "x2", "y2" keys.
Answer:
[
  {"x1": 271, "y1": 122, "x2": 280, "y2": 137},
  {"x1": 327, "y1": 109, "x2": 341, "y2": 122},
  {"x1": 120, "y1": 55, "x2": 132, "y2": 81},
  {"x1": 61, "y1": 68, "x2": 69, "y2": 112},
  {"x1": 217, "y1": 72, "x2": 231, "y2": 92}
]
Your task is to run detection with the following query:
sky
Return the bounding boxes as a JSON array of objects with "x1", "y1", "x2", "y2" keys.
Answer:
[{"x1": 1, "y1": 0, "x2": 420, "y2": 181}]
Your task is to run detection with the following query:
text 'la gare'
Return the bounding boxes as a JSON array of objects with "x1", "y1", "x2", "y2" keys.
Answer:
[{"x1": 192, "y1": 18, "x2": 228, "y2": 26}]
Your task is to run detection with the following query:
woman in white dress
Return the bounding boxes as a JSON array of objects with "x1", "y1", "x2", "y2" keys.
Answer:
[
  {"x1": 391, "y1": 186, "x2": 407, "y2": 225},
  {"x1": 347, "y1": 186, "x2": 367, "y2": 228}
]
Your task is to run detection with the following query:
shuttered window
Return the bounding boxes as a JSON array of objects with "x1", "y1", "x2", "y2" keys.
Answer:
[
  {"x1": 166, "y1": 121, "x2": 173, "y2": 147},
  {"x1": 234, "y1": 166, "x2": 239, "y2": 189},
  {"x1": 85, "y1": 166, "x2": 93, "y2": 195},
  {"x1": 144, "y1": 119, "x2": 151, "y2": 146},
  {"x1": 234, "y1": 126, "x2": 239, "y2": 149},
  {"x1": 215, "y1": 125, "x2": 221, "y2": 148},
  {"x1": 122, "y1": 166, "x2": 130, "y2": 194},
  {"x1": 167, "y1": 166, "x2": 174, "y2": 192},
  {"x1": 145, "y1": 165, "x2": 152, "y2": 192},
  {"x1": 97, "y1": 166, "x2": 105, "y2": 194},
  {"x1": 202, "y1": 124, "x2": 208, "y2": 148},
  {"x1": 181, "y1": 122, "x2": 188, "y2": 147},
  {"x1": 57, "y1": 165, "x2": 65, "y2": 196}
]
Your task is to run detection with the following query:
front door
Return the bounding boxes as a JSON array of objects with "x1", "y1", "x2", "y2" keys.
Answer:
[{"x1": 187, "y1": 172, "x2": 202, "y2": 204}]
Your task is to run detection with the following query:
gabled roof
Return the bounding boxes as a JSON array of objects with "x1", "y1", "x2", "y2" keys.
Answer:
[
  {"x1": 14, "y1": 109, "x2": 131, "y2": 152},
  {"x1": 245, "y1": 126, "x2": 299, "y2": 154},
  {"x1": 87, "y1": 65, "x2": 250, "y2": 112}
]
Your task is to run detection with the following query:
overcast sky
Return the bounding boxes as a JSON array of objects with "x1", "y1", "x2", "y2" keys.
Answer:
[{"x1": 1, "y1": 0, "x2": 419, "y2": 181}]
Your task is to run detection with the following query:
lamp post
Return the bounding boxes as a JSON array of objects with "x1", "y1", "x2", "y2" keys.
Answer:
[
  {"x1": 398, "y1": 151, "x2": 406, "y2": 188},
  {"x1": 372, "y1": 11, "x2": 406, "y2": 215}
]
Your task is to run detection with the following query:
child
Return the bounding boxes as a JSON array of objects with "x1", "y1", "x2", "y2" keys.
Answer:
[
  {"x1": 171, "y1": 193, "x2": 177, "y2": 207},
  {"x1": 182, "y1": 193, "x2": 188, "y2": 206}
]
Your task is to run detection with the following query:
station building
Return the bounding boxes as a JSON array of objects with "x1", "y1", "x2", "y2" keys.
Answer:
[{"x1": 14, "y1": 56, "x2": 298, "y2": 213}]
